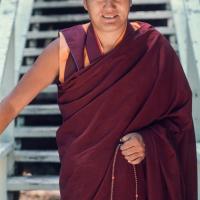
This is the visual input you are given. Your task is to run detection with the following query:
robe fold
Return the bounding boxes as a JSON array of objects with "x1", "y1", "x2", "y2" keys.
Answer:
[{"x1": 55, "y1": 21, "x2": 197, "y2": 200}]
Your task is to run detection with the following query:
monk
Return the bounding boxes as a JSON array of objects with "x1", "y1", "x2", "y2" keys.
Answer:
[{"x1": 0, "y1": 0, "x2": 197, "y2": 200}]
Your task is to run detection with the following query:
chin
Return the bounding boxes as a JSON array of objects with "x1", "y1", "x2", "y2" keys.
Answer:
[
  {"x1": 95, "y1": 21, "x2": 125, "y2": 31},
  {"x1": 101, "y1": 26, "x2": 121, "y2": 33}
]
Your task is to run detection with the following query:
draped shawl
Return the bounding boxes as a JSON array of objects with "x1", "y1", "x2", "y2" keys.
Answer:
[{"x1": 55, "y1": 21, "x2": 197, "y2": 200}]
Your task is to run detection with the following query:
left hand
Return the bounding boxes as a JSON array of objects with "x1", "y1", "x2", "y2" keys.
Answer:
[{"x1": 120, "y1": 132, "x2": 146, "y2": 165}]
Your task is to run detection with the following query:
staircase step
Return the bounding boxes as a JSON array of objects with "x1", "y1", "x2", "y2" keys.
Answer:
[
  {"x1": 14, "y1": 150, "x2": 59, "y2": 162},
  {"x1": 7, "y1": 176, "x2": 59, "y2": 191},
  {"x1": 24, "y1": 48, "x2": 43, "y2": 57},
  {"x1": 30, "y1": 11, "x2": 172, "y2": 24},
  {"x1": 20, "y1": 104, "x2": 60, "y2": 115},
  {"x1": 26, "y1": 26, "x2": 175, "y2": 40},
  {"x1": 34, "y1": 0, "x2": 169, "y2": 9},
  {"x1": 42, "y1": 84, "x2": 57, "y2": 93},
  {"x1": 23, "y1": 40, "x2": 178, "y2": 57},
  {"x1": 14, "y1": 126, "x2": 58, "y2": 138}
]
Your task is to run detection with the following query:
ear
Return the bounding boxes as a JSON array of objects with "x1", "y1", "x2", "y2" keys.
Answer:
[{"x1": 83, "y1": 0, "x2": 88, "y2": 11}]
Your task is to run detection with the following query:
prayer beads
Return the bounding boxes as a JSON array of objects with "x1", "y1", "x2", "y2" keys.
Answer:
[{"x1": 110, "y1": 144, "x2": 138, "y2": 200}]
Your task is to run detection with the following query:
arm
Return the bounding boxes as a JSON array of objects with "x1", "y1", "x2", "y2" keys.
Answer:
[{"x1": 0, "y1": 38, "x2": 60, "y2": 135}]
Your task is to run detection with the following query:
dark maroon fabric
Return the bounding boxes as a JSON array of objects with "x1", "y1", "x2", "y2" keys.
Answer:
[{"x1": 56, "y1": 21, "x2": 197, "y2": 200}]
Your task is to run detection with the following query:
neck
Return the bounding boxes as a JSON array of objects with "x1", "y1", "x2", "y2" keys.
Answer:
[{"x1": 92, "y1": 22, "x2": 128, "y2": 53}]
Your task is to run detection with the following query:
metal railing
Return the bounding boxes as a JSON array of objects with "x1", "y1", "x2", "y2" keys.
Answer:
[
  {"x1": 0, "y1": 0, "x2": 34, "y2": 198},
  {"x1": 170, "y1": 0, "x2": 200, "y2": 141},
  {"x1": 0, "y1": 0, "x2": 18, "y2": 199},
  {"x1": 170, "y1": 1, "x2": 200, "y2": 199}
]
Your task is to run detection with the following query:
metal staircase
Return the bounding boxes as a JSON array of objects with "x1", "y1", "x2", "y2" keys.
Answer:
[{"x1": 4, "y1": 0, "x2": 179, "y2": 199}]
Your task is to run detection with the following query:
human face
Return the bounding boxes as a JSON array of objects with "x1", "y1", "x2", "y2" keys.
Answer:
[{"x1": 83, "y1": 0, "x2": 132, "y2": 33}]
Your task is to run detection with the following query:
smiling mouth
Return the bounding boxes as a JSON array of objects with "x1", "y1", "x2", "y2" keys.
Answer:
[{"x1": 102, "y1": 15, "x2": 118, "y2": 19}]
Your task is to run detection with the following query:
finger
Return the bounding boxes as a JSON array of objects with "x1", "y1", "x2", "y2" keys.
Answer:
[
  {"x1": 125, "y1": 152, "x2": 144, "y2": 162},
  {"x1": 120, "y1": 146, "x2": 139, "y2": 156},
  {"x1": 128, "y1": 156, "x2": 144, "y2": 165},
  {"x1": 121, "y1": 146, "x2": 145, "y2": 156},
  {"x1": 120, "y1": 139, "x2": 138, "y2": 150},
  {"x1": 125, "y1": 152, "x2": 142, "y2": 160}
]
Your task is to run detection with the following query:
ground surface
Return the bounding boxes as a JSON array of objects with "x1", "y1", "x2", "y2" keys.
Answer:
[{"x1": 19, "y1": 190, "x2": 60, "y2": 200}]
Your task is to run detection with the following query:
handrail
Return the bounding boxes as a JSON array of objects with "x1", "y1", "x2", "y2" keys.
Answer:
[
  {"x1": 0, "y1": 0, "x2": 18, "y2": 143},
  {"x1": 183, "y1": 0, "x2": 200, "y2": 142},
  {"x1": 183, "y1": 0, "x2": 200, "y2": 78},
  {"x1": 0, "y1": 142, "x2": 13, "y2": 160},
  {"x1": 0, "y1": 2, "x2": 18, "y2": 199},
  {"x1": 0, "y1": 0, "x2": 18, "y2": 96},
  {"x1": 170, "y1": 0, "x2": 200, "y2": 141},
  {"x1": 0, "y1": 1, "x2": 18, "y2": 199},
  {"x1": 0, "y1": 0, "x2": 33, "y2": 198},
  {"x1": 0, "y1": 0, "x2": 34, "y2": 141}
]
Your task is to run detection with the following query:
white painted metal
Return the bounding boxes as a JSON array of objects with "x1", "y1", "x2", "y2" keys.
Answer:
[
  {"x1": 14, "y1": 0, "x2": 34, "y2": 84},
  {"x1": 0, "y1": 142, "x2": 13, "y2": 160},
  {"x1": 170, "y1": 0, "x2": 200, "y2": 199},
  {"x1": 29, "y1": 11, "x2": 172, "y2": 24},
  {"x1": 20, "y1": 104, "x2": 60, "y2": 115},
  {"x1": 25, "y1": 26, "x2": 175, "y2": 40},
  {"x1": 23, "y1": 43, "x2": 178, "y2": 57},
  {"x1": 0, "y1": 143, "x2": 14, "y2": 200},
  {"x1": 169, "y1": 0, "x2": 188, "y2": 75},
  {"x1": 184, "y1": 0, "x2": 200, "y2": 143},
  {"x1": 0, "y1": 158, "x2": 7, "y2": 200},
  {"x1": 14, "y1": 150, "x2": 59, "y2": 162},
  {"x1": 14, "y1": 126, "x2": 58, "y2": 138},
  {"x1": 7, "y1": 175, "x2": 59, "y2": 191},
  {"x1": 0, "y1": 0, "x2": 18, "y2": 92},
  {"x1": 33, "y1": 0, "x2": 169, "y2": 9},
  {"x1": 170, "y1": 0, "x2": 200, "y2": 142},
  {"x1": 0, "y1": 0, "x2": 18, "y2": 199}
]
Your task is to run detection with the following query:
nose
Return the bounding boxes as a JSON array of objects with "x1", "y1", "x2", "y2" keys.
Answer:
[{"x1": 104, "y1": 0, "x2": 116, "y2": 9}]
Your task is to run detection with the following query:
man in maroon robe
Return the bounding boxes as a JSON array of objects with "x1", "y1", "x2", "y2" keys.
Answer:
[{"x1": 0, "y1": 0, "x2": 197, "y2": 199}]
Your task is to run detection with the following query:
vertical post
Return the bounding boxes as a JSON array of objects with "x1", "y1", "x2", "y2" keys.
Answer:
[
  {"x1": 0, "y1": 26, "x2": 15, "y2": 144},
  {"x1": 169, "y1": 0, "x2": 188, "y2": 75},
  {"x1": 0, "y1": 157, "x2": 8, "y2": 200},
  {"x1": 184, "y1": 0, "x2": 200, "y2": 142},
  {"x1": 169, "y1": 0, "x2": 200, "y2": 141},
  {"x1": 0, "y1": 143, "x2": 13, "y2": 200}
]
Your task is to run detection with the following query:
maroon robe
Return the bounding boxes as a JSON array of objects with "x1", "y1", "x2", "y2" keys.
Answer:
[{"x1": 55, "y1": 21, "x2": 197, "y2": 200}]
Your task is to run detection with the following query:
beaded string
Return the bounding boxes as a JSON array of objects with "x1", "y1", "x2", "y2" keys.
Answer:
[{"x1": 110, "y1": 143, "x2": 138, "y2": 200}]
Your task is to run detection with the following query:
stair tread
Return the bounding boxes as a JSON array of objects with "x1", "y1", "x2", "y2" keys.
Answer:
[
  {"x1": 30, "y1": 11, "x2": 172, "y2": 24},
  {"x1": 23, "y1": 40, "x2": 178, "y2": 57},
  {"x1": 20, "y1": 104, "x2": 60, "y2": 115},
  {"x1": 26, "y1": 26, "x2": 175, "y2": 40},
  {"x1": 14, "y1": 126, "x2": 58, "y2": 138},
  {"x1": 34, "y1": 0, "x2": 169, "y2": 9},
  {"x1": 7, "y1": 175, "x2": 59, "y2": 191},
  {"x1": 14, "y1": 150, "x2": 59, "y2": 162}
]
